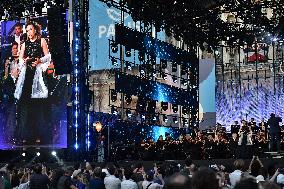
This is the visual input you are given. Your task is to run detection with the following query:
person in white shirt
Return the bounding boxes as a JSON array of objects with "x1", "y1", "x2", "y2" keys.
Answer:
[
  {"x1": 121, "y1": 167, "x2": 138, "y2": 189},
  {"x1": 229, "y1": 159, "x2": 245, "y2": 188},
  {"x1": 104, "y1": 165, "x2": 121, "y2": 189},
  {"x1": 141, "y1": 170, "x2": 163, "y2": 189}
]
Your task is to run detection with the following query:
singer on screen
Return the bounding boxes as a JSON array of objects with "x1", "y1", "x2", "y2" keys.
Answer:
[{"x1": 14, "y1": 22, "x2": 51, "y2": 145}]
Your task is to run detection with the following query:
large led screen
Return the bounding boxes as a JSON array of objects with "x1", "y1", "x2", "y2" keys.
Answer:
[{"x1": 0, "y1": 11, "x2": 69, "y2": 149}]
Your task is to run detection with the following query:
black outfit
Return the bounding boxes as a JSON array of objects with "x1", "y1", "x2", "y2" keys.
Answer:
[
  {"x1": 231, "y1": 124, "x2": 240, "y2": 134},
  {"x1": 29, "y1": 173, "x2": 49, "y2": 189},
  {"x1": 229, "y1": 138, "x2": 238, "y2": 158},
  {"x1": 267, "y1": 116, "x2": 282, "y2": 151},
  {"x1": 16, "y1": 38, "x2": 50, "y2": 144},
  {"x1": 237, "y1": 131, "x2": 252, "y2": 159}
]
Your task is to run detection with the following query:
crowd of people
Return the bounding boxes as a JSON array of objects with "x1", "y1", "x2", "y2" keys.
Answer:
[
  {"x1": 1, "y1": 157, "x2": 284, "y2": 189},
  {"x1": 112, "y1": 114, "x2": 282, "y2": 161}
]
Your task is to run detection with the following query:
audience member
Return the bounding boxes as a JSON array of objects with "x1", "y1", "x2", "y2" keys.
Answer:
[
  {"x1": 121, "y1": 167, "x2": 138, "y2": 189},
  {"x1": 89, "y1": 167, "x2": 105, "y2": 189},
  {"x1": 29, "y1": 164, "x2": 49, "y2": 189},
  {"x1": 104, "y1": 165, "x2": 121, "y2": 189},
  {"x1": 191, "y1": 168, "x2": 219, "y2": 189},
  {"x1": 234, "y1": 177, "x2": 258, "y2": 189},
  {"x1": 229, "y1": 159, "x2": 245, "y2": 188},
  {"x1": 163, "y1": 173, "x2": 191, "y2": 189}
]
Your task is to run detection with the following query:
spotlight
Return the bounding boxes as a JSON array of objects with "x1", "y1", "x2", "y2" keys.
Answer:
[
  {"x1": 111, "y1": 57, "x2": 118, "y2": 66},
  {"x1": 182, "y1": 106, "x2": 189, "y2": 115},
  {"x1": 172, "y1": 62, "x2": 177, "y2": 72},
  {"x1": 161, "y1": 72, "x2": 167, "y2": 80},
  {"x1": 36, "y1": 152, "x2": 40, "y2": 157},
  {"x1": 163, "y1": 115, "x2": 168, "y2": 122},
  {"x1": 110, "y1": 89, "x2": 117, "y2": 102},
  {"x1": 136, "y1": 97, "x2": 146, "y2": 113},
  {"x1": 147, "y1": 100, "x2": 156, "y2": 114},
  {"x1": 139, "y1": 65, "x2": 145, "y2": 76},
  {"x1": 183, "y1": 118, "x2": 189, "y2": 126},
  {"x1": 126, "y1": 61, "x2": 132, "y2": 70},
  {"x1": 21, "y1": 153, "x2": 26, "y2": 157},
  {"x1": 172, "y1": 104, "x2": 178, "y2": 113},
  {"x1": 161, "y1": 102, "x2": 168, "y2": 111},
  {"x1": 111, "y1": 42, "x2": 118, "y2": 53},
  {"x1": 126, "y1": 109, "x2": 132, "y2": 118},
  {"x1": 172, "y1": 75, "x2": 177, "y2": 83},
  {"x1": 161, "y1": 59, "x2": 167, "y2": 69},
  {"x1": 151, "y1": 57, "x2": 156, "y2": 65},
  {"x1": 138, "y1": 51, "x2": 145, "y2": 61},
  {"x1": 152, "y1": 70, "x2": 157, "y2": 78},
  {"x1": 111, "y1": 105, "x2": 118, "y2": 115},
  {"x1": 181, "y1": 65, "x2": 187, "y2": 75},
  {"x1": 125, "y1": 94, "x2": 132, "y2": 105},
  {"x1": 51, "y1": 151, "x2": 57, "y2": 156},
  {"x1": 125, "y1": 47, "x2": 131, "y2": 57},
  {"x1": 173, "y1": 116, "x2": 178, "y2": 124}
]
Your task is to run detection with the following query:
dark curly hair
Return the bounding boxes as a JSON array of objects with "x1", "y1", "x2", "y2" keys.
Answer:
[{"x1": 26, "y1": 22, "x2": 41, "y2": 39}]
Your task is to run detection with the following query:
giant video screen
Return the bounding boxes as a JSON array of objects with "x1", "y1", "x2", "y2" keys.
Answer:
[{"x1": 0, "y1": 11, "x2": 69, "y2": 149}]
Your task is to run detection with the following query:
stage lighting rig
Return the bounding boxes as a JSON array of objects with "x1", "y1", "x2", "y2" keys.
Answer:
[
  {"x1": 181, "y1": 65, "x2": 187, "y2": 75},
  {"x1": 150, "y1": 57, "x2": 156, "y2": 65},
  {"x1": 141, "y1": 114, "x2": 146, "y2": 121},
  {"x1": 182, "y1": 79, "x2": 188, "y2": 86},
  {"x1": 125, "y1": 61, "x2": 132, "y2": 70},
  {"x1": 172, "y1": 62, "x2": 177, "y2": 72},
  {"x1": 152, "y1": 115, "x2": 158, "y2": 121},
  {"x1": 161, "y1": 59, "x2": 167, "y2": 69},
  {"x1": 161, "y1": 102, "x2": 168, "y2": 111},
  {"x1": 147, "y1": 100, "x2": 156, "y2": 114},
  {"x1": 110, "y1": 89, "x2": 117, "y2": 102},
  {"x1": 125, "y1": 94, "x2": 132, "y2": 105},
  {"x1": 111, "y1": 57, "x2": 118, "y2": 66},
  {"x1": 111, "y1": 105, "x2": 118, "y2": 115},
  {"x1": 111, "y1": 42, "x2": 118, "y2": 53},
  {"x1": 163, "y1": 115, "x2": 168, "y2": 123},
  {"x1": 125, "y1": 47, "x2": 131, "y2": 57},
  {"x1": 173, "y1": 116, "x2": 178, "y2": 124},
  {"x1": 51, "y1": 151, "x2": 57, "y2": 156},
  {"x1": 139, "y1": 65, "x2": 146, "y2": 76},
  {"x1": 172, "y1": 104, "x2": 178, "y2": 113},
  {"x1": 172, "y1": 75, "x2": 177, "y2": 83},
  {"x1": 126, "y1": 109, "x2": 132, "y2": 118},
  {"x1": 138, "y1": 51, "x2": 145, "y2": 61},
  {"x1": 161, "y1": 72, "x2": 167, "y2": 80},
  {"x1": 182, "y1": 106, "x2": 189, "y2": 115},
  {"x1": 183, "y1": 118, "x2": 189, "y2": 127}
]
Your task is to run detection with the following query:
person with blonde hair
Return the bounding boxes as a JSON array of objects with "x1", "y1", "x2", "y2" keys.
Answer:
[{"x1": 229, "y1": 159, "x2": 245, "y2": 188}]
